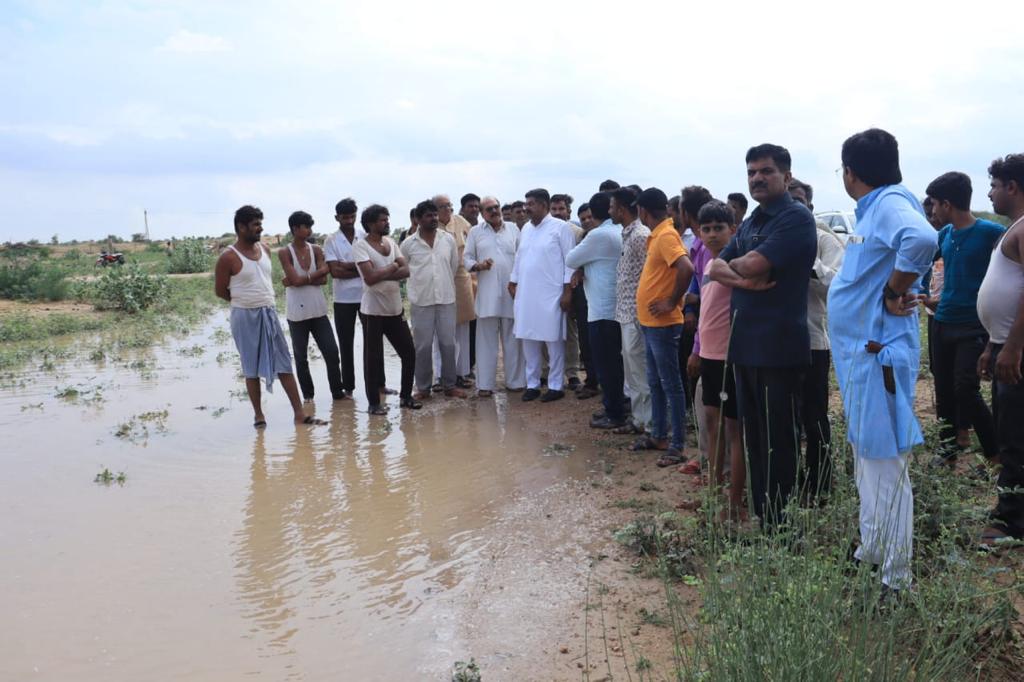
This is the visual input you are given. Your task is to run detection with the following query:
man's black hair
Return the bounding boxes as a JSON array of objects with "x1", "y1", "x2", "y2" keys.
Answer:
[
  {"x1": 460, "y1": 193, "x2": 480, "y2": 208},
  {"x1": 613, "y1": 187, "x2": 640, "y2": 215},
  {"x1": 335, "y1": 198, "x2": 357, "y2": 216},
  {"x1": 989, "y1": 154, "x2": 1024, "y2": 191},
  {"x1": 525, "y1": 188, "x2": 550, "y2": 205},
  {"x1": 288, "y1": 210, "x2": 314, "y2": 232},
  {"x1": 409, "y1": 207, "x2": 416, "y2": 220},
  {"x1": 510, "y1": 200, "x2": 525, "y2": 210},
  {"x1": 577, "y1": 202, "x2": 590, "y2": 216},
  {"x1": 841, "y1": 128, "x2": 902, "y2": 187},
  {"x1": 788, "y1": 178, "x2": 814, "y2": 204},
  {"x1": 681, "y1": 185, "x2": 713, "y2": 219},
  {"x1": 234, "y1": 205, "x2": 263, "y2": 230},
  {"x1": 745, "y1": 143, "x2": 792, "y2": 172},
  {"x1": 697, "y1": 199, "x2": 736, "y2": 226},
  {"x1": 588, "y1": 192, "x2": 612, "y2": 222},
  {"x1": 926, "y1": 172, "x2": 973, "y2": 211},
  {"x1": 414, "y1": 199, "x2": 438, "y2": 219},
  {"x1": 361, "y1": 204, "x2": 390, "y2": 228},
  {"x1": 501, "y1": 203, "x2": 511, "y2": 211},
  {"x1": 550, "y1": 193, "x2": 574, "y2": 207},
  {"x1": 598, "y1": 179, "x2": 620, "y2": 192},
  {"x1": 726, "y1": 192, "x2": 748, "y2": 210}
]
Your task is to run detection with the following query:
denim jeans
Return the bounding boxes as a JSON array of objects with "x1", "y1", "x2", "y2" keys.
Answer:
[{"x1": 642, "y1": 323, "x2": 686, "y2": 450}]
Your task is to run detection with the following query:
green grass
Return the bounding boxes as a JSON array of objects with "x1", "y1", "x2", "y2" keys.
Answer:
[
  {"x1": 0, "y1": 274, "x2": 218, "y2": 369},
  {"x1": 611, "y1": 421, "x2": 1024, "y2": 680}
]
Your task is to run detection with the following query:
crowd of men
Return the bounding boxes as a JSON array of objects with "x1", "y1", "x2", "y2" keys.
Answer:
[{"x1": 214, "y1": 128, "x2": 1024, "y2": 595}]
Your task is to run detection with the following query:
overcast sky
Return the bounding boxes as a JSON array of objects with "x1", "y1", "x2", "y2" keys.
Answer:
[{"x1": 2, "y1": 0, "x2": 1021, "y2": 242}]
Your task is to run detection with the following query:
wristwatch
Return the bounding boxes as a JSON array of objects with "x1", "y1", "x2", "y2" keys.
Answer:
[{"x1": 883, "y1": 284, "x2": 901, "y2": 300}]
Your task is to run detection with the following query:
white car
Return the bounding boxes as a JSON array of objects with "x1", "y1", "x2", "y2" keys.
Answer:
[{"x1": 814, "y1": 211, "x2": 856, "y2": 244}]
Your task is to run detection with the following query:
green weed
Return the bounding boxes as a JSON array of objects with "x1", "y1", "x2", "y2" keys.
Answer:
[{"x1": 94, "y1": 468, "x2": 126, "y2": 485}]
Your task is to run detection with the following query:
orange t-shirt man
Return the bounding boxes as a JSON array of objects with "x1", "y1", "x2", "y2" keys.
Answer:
[{"x1": 636, "y1": 217, "x2": 689, "y2": 327}]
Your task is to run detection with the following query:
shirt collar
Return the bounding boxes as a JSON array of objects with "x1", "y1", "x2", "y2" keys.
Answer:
[
  {"x1": 855, "y1": 185, "x2": 888, "y2": 220},
  {"x1": 651, "y1": 217, "x2": 676, "y2": 236},
  {"x1": 750, "y1": 191, "x2": 794, "y2": 220}
]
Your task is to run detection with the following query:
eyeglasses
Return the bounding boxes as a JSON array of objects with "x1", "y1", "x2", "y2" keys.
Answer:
[
  {"x1": 439, "y1": 203, "x2": 453, "y2": 209},
  {"x1": 484, "y1": 206, "x2": 500, "y2": 213}
]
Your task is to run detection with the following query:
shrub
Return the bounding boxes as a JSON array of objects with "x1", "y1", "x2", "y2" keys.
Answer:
[
  {"x1": 62, "y1": 249, "x2": 84, "y2": 261},
  {"x1": 167, "y1": 239, "x2": 213, "y2": 274},
  {"x1": 105, "y1": 234, "x2": 124, "y2": 244},
  {"x1": 88, "y1": 264, "x2": 168, "y2": 313},
  {"x1": 0, "y1": 259, "x2": 70, "y2": 301},
  {"x1": 131, "y1": 233, "x2": 148, "y2": 243}
]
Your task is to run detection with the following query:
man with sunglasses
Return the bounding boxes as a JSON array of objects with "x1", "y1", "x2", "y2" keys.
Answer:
[{"x1": 464, "y1": 197, "x2": 524, "y2": 396}]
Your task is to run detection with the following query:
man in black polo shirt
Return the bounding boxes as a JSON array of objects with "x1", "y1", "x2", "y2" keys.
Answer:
[{"x1": 709, "y1": 143, "x2": 817, "y2": 525}]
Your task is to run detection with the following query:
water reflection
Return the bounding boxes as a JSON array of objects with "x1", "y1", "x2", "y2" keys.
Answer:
[{"x1": 232, "y1": 394, "x2": 572, "y2": 672}]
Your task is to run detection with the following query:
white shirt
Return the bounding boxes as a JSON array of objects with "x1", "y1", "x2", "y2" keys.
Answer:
[
  {"x1": 510, "y1": 214, "x2": 576, "y2": 342},
  {"x1": 400, "y1": 229, "x2": 459, "y2": 307},
  {"x1": 464, "y1": 220, "x2": 520, "y2": 319},
  {"x1": 323, "y1": 227, "x2": 366, "y2": 304},
  {"x1": 352, "y1": 237, "x2": 403, "y2": 316},
  {"x1": 808, "y1": 222, "x2": 845, "y2": 350}
]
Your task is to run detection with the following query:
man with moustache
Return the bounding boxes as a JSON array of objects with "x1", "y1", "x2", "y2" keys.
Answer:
[
  {"x1": 464, "y1": 196, "x2": 525, "y2": 396},
  {"x1": 434, "y1": 194, "x2": 476, "y2": 387},
  {"x1": 214, "y1": 205, "x2": 313, "y2": 426},
  {"x1": 709, "y1": 144, "x2": 817, "y2": 526},
  {"x1": 509, "y1": 188, "x2": 577, "y2": 402}
]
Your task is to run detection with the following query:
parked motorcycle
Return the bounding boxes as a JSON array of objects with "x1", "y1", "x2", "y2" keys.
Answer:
[{"x1": 95, "y1": 252, "x2": 125, "y2": 267}]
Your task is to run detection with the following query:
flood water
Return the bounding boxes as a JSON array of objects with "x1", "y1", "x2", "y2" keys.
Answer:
[{"x1": 0, "y1": 311, "x2": 611, "y2": 681}]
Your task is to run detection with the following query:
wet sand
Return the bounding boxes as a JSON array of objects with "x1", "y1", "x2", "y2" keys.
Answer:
[{"x1": 0, "y1": 310, "x2": 675, "y2": 681}]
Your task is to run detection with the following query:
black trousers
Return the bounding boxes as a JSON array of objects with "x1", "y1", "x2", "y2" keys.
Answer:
[
  {"x1": 678, "y1": 325, "x2": 698, "y2": 408},
  {"x1": 589, "y1": 319, "x2": 626, "y2": 421},
  {"x1": 989, "y1": 344, "x2": 1024, "y2": 537},
  {"x1": 933, "y1": 320, "x2": 997, "y2": 458},
  {"x1": 287, "y1": 315, "x2": 345, "y2": 400},
  {"x1": 735, "y1": 364, "x2": 804, "y2": 526},
  {"x1": 571, "y1": 286, "x2": 598, "y2": 388},
  {"x1": 334, "y1": 301, "x2": 386, "y2": 397},
  {"x1": 362, "y1": 314, "x2": 415, "y2": 408},
  {"x1": 801, "y1": 349, "x2": 833, "y2": 496}
]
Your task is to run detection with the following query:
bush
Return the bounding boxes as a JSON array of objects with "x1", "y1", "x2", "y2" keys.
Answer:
[
  {"x1": 105, "y1": 234, "x2": 124, "y2": 244},
  {"x1": 131, "y1": 233, "x2": 148, "y2": 243},
  {"x1": 88, "y1": 264, "x2": 168, "y2": 313},
  {"x1": 62, "y1": 249, "x2": 84, "y2": 261},
  {"x1": 0, "y1": 259, "x2": 70, "y2": 301},
  {"x1": 167, "y1": 239, "x2": 213, "y2": 274}
]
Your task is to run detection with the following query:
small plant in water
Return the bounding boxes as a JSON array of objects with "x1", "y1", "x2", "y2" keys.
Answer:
[
  {"x1": 451, "y1": 658, "x2": 481, "y2": 682},
  {"x1": 94, "y1": 468, "x2": 126, "y2": 485},
  {"x1": 542, "y1": 442, "x2": 575, "y2": 456}
]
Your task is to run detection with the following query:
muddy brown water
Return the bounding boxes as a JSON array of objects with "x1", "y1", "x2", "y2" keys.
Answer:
[{"x1": 0, "y1": 311, "x2": 617, "y2": 681}]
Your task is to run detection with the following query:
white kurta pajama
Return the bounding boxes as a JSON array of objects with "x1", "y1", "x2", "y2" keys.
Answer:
[
  {"x1": 511, "y1": 214, "x2": 576, "y2": 391},
  {"x1": 465, "y1": 220, "x2": 524, "y2": 391}
]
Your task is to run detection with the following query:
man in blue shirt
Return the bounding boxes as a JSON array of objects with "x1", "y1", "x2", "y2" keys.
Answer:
[
  {"x1": 829, "y1": 128, "x2": 937, "y2": 592},
  {"x1": 926, "y1": 171, "x2": 1004, "y2": 465},
  {"x1": 566, "y1": 191, "x2": 626, "y2": 428},
  {"x1": 709, "y1": 143, "x2": 817, "y2": 526}
]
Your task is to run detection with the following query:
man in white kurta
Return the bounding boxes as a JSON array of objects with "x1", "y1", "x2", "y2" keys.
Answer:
[
  {"x1": 465, "y1": 196, "x2": 524, "y2": 395},
  {"x1": 509, "y1": 189, "x2": 577, "y2": 401}
]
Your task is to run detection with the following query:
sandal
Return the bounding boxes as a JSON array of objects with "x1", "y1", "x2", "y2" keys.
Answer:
[
  {"x1": 656, "y1": 449, "x2": 687, "y2": 468},
  {"x1": 253, "y1": 420, "x2": 267, "y2": 429},
  {"x1": 300, "y1": 416, "x2": 328, "y2": 425},
  {"x1": 400, "y1": 398, "x2": 423, "y2": 410},
  {"x1": 629, "y1": 436, "x2": 668, "y2": 452},
  {"x1": 612, "y1": 422, "x2": 643, "y2": 435},
  {"x1": 477, "y1": 389, "x2": 494, "y2": 398},
  {"x1": 367, "y1": 405, "x2": 388, "y2": 416}
]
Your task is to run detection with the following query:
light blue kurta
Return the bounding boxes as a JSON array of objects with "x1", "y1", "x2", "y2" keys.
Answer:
[
  {"x1": 565, "y1": 219, "x2": 622, "y2": 322},
  {"x1": 827, "y1": 185, "x2": 937, "y2": 459}
]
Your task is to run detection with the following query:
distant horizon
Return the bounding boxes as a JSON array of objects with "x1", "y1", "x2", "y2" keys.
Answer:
[{"x1": 2, "y1": 1, "x2": 1021, "y2": 243}]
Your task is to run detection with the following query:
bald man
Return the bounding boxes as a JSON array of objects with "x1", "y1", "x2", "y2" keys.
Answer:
[{"x1": 434, "y1": 194, "x2": 476, "y2": 387}]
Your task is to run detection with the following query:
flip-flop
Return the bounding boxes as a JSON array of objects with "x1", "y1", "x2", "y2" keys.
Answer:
[
  {"x1": 656, "y1": 449, "x2": 687, "y2": 468},
  {"x1": 678, "y1": 460, "x2": 702, "y2": 476},
  {"x1": 253, "y1": 420, "x2": 267, "y2": 429},
  {"x1": 629, "y1": 436, "x2": 667, "y2": 452},
  {"x1": 613, "y1": 423, "x2": 643, "y2": 435},
  {"x1": 367, "y1": 405, "x2": 388, "y2": 415},
  {"x1": 300, "y1": 416, "x2": 328, "y2": 425}
]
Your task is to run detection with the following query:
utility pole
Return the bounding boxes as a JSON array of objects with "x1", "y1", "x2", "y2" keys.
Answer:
[{"x1": 144, "y1": 209, "x2": 150, "y2": 241}]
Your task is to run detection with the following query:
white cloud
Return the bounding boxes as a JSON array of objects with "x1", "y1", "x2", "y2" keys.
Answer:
[{"x1": 158, "y1": 29, "x2": 230, "y2": 54}]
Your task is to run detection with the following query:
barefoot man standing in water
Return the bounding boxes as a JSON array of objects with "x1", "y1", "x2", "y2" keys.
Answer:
[{"x1": 215, "y1": 205, "x2": 315, "y2": 427}]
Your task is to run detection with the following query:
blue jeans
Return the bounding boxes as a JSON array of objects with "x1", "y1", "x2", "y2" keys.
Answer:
[{"x1": 642, "y1": 324, "x2": 687, "y2": 450}]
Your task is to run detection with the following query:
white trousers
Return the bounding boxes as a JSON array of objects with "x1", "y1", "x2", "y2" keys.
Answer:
[
  {"x1": 476, "y1": 317, "x2": 524, "y2": 391},
  {"x1": 854, "y1": 452, "x2": 914, "y2": 589},
  {"x1": 522, "y1": 339, "x2": 564, "y2": 391},
  {"x1": 621, "y1": 320, "x2": 651, "y2": 429},
  {"x1": 435, "y1": 321, "x2": 472, "y2": 378}
]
